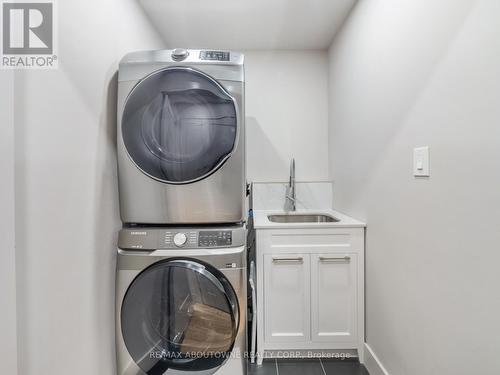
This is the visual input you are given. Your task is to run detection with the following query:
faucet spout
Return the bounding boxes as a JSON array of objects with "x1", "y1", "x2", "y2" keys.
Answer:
[{"x1": 285, "y1": 158, "x2": 296, "y2": 211}]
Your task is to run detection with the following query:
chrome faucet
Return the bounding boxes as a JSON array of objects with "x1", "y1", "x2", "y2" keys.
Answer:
[{"x1": 285, "y1": 158, "x2": 296, "y2": 211}]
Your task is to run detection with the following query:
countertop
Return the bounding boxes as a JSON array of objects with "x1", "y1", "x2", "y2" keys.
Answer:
[{"x1": 252, "y1": 209, "x2": 366, "y2": 229}]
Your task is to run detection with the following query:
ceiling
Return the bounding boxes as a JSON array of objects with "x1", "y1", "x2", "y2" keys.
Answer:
[{"x1": 137, "y1": 0, "x2": 357, "y2": 50}]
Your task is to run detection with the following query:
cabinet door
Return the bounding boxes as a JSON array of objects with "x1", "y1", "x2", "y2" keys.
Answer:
[
  {"x1": 264, "y1": 253, "x2": 310, "y2": 343},
  {"x1": 311, "y1": 253, "x2": 357, "y2": 343}
]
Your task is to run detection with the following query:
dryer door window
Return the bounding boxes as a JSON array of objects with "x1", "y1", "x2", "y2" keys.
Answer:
[
  {"x1": 121, "y1": 259, "x2": 240, "y2": 374},
  {"x1": 122, "y1": 67, "x2": 237, "y2": 184}
]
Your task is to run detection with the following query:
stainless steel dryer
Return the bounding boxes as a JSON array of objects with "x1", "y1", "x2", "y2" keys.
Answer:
[
  {"x1": 116, "y1": 225, "x2": 247, "y2": 375},
  {"x1": 117, "y1": 49, "x2": 245, "y2": 225}
]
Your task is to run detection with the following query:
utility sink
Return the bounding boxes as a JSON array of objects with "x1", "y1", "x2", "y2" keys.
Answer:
[{"x1": 267, "y1": 213, "x2": 340, "y2": 223}]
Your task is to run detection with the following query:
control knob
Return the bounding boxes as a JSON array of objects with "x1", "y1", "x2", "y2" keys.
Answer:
[
  {"x1": 173, "y1": 232, "x2": 188, "y2": 247},
  {"x1": 171, "y1": 48, "x2": 189, "y2": 61}
]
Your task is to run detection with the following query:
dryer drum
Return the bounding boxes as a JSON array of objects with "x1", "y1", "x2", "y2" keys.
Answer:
[
  {"x1": 122, "y1": 67, "x2": 238, "y2": 184},
  {"x1": 121, "y1": 259, "x2": 240, "y2": 374}
]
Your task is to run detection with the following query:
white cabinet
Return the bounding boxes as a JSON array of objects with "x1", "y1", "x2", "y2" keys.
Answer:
[
  {"x1": 310, "y1": 253, "x2": 357, "y2": 343},
  {"x1": 264, "y1": 254, "x2": 310, "y2": 343},
  {"x1": 255, "y1": 227, "x2": 365, "y2": 364}
]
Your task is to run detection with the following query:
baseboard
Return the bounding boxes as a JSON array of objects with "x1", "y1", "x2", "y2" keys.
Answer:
[{"x1": 364, "y1": 343, "x2": 390, "y2": 375}]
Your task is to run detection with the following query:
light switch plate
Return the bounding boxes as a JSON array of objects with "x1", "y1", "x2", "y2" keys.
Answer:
[{"x1": 413, "y1": 146, "x2": 430, "y2": 177}]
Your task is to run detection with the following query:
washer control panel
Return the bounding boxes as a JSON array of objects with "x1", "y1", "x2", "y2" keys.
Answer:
[
  {"x1": 198, "y1": 230, "x2": 232, "y2": 247},
  {"x1": 118, "y1": 226, "x2": 244, "y2": 250}
]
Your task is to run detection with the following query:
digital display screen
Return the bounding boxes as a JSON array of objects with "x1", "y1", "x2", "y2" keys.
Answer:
[{"x1": 200, "y1": 51, "x2": 230, "y2": 61}]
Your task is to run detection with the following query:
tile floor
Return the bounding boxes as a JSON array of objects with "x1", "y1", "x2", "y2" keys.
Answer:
[{"x1": 248, "y1": 359, "x2": 370, "y2": 375}]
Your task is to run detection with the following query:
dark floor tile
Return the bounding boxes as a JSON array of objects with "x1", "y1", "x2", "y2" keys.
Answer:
[
  {"x1": 248, "y1": 359, "x2": 278, "y2": 375},
  {"x1": 277, "y1": 359, "x2": 325, "y2": 375},
  {"x1": 320, "y1": 359, "x2": 370, "y2": 375}
]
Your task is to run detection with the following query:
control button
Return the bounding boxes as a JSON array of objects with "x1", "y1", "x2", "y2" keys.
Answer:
[
  {"x1": 173, "y1": 232, "x2": 188, "y2": 247},
  {"x1": 172, "y1": 48, "x2": 189, "y2": 61}
]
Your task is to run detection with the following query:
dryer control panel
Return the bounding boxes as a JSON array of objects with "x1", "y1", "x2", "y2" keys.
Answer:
[{"x1": 118, "y1": 225, "x2": 245, "y2": 250}]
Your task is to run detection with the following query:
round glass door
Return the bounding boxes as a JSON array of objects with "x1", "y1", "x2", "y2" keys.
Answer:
[
  {"x1": 122, "y1": 67, "x2": 238, "y2": 184},
  {"x1": 121, "y1": 259, "x2": 239, "y2": 374}
]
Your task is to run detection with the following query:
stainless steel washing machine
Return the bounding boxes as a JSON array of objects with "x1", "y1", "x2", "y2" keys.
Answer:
[
  {"x1": 115, "y1": 225, "x2": 247, "y2": 375},
  {"x1": 117, "y1": 49, "x2": 245, "y2": 225}
]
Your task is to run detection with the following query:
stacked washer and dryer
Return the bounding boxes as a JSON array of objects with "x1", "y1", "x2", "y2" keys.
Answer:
[{"x1": 115, "y1": 49, "x2": 247, "y2": 375}]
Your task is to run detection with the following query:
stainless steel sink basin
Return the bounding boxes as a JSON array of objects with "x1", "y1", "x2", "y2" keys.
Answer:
[{"x1": 267, "y1": 214, "x2": 340, "y2": 223}]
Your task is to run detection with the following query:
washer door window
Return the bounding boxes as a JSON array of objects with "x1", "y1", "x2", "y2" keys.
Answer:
[
  {"x1": 122, "y1": 67, "x2": 237, "y2": 184},
  {"x1": 121, "y1": 259, "x2": 239, "y2": 375}
]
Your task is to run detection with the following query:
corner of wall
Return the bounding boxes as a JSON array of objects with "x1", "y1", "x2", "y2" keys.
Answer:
[
  {"x1": 364, "y1": 344, "x2": 390, "y2": 375},
  {"x1": 0, "y1": 71, "x2": 19, "y2": 375}
]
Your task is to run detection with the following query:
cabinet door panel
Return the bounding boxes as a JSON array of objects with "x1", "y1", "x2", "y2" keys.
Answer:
[
  {"x1": 264, "y1": 253, "x2": 310, "y2": 343},
  {"x1": 311, "y1": 253, "x2": 357, "y2": 343}
]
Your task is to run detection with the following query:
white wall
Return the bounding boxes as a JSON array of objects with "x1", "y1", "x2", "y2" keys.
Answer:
[
  {"x1": 0, "y1": 71, "x2": 18, "y2": 375},
  {"x1": 136, "y1": 0, "x2": 357, "y2": 50},
  {"x1": 328, "y1": 0, "x2": 500, "y2": 374},
  {"x1": 13, "y1": 1, "x2": 163, "y2": 374},
  {"x1": 245, "y1": 50, "x2": 329, "y2": 182}
]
